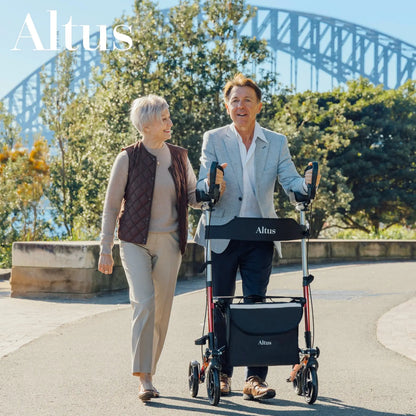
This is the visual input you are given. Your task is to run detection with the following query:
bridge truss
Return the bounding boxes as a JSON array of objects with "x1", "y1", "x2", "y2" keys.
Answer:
[{"x1": 2, "y1": 6, "x2": 416, "y2": 144}]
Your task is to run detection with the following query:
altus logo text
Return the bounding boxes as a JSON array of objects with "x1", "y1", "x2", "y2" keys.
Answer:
[{"x1": 12, "y1": 10, "x2": 132, "y2": 52}]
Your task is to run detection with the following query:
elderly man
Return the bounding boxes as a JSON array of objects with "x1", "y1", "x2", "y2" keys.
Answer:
[{"x1": 195, "y1": 73, "x2": 317, "y2": 401}]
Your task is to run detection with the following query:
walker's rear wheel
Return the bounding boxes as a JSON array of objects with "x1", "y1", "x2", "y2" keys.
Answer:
[
  {"x1": 188, "y1": 361, "x2": 200, "y2": 397},
  {"x1": 206, "y1": 364, "x2": 220, "y2": 406},
  {"x1": 304, "y1": 367, "x2": 318, "y2": 404}
]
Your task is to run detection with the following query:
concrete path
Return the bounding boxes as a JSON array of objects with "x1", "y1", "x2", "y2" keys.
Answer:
[{"x1": 0, "y1": 261, "x2": 415, "y2": 415}]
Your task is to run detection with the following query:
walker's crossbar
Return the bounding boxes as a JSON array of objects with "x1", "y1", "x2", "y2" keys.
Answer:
[
  {"x1": 205, "y1": 217, "x2": 308, "y2": 242},
  {"x1": 214, "y1": 295, "x2": 306, "y2": 307}
]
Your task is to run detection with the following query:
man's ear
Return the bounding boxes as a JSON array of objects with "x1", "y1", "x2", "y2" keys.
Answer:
[
  {"x1": 257, "y1": 101, "x2": 263, "y2": 114},
  {"x1": 225, "y1": 102, "x2": 230, "y2": 115}
]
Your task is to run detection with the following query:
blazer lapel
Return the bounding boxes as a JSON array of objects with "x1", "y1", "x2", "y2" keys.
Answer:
[
  {"x1": 254, "y1": 133, "x2": 269, "y2": 196},
  {"x1": 223, "y1": 126, "x2": 244, "y2": 195}
]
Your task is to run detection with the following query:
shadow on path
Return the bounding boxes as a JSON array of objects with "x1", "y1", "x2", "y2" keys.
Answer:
[{"x1": 142, "y1": 395, "x2": 413, "y2": 416}]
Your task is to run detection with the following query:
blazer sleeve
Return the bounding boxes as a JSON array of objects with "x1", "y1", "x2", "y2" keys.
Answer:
[
  {"x1": 276, "y1": 134, "x2": 306, "y2": 195},
  {"x1": 197, "y1": 130, "x2": 217, "y2": 191}
]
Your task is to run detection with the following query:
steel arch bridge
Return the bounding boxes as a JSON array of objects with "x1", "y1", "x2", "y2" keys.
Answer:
[{"x1": 2, "y1": 5, "x2": 416, "y2": 144}]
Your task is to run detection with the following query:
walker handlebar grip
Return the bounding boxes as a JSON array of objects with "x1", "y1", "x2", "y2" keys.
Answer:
[
  {"x1": 305, "y1": 161, "x2": 319, "y2": 201},
  {"x1": 208, "y1": 162, "x2": 223, "y2": 203},
  {"x1": 291, "y1": 161, "x2": 319, "y2": 204},
  {"x1": 196, "y1": 162, "x2": 224, "y2": 203}
]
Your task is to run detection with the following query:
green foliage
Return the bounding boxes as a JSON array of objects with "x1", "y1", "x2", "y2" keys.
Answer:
[
  {"x1": 40, "y1": 52, "x2": 105, "y2": 239},
  {"x1": 41, "y1": 51, "x2": 78, "y2": 237},
  {"x1": 0, "y1": 243, "x2": 13, "y2": 269},
  {"x1": 329, "y1": 78, "x2": 416, "y2": 233},
  {"x1": 3, "y1": 0, "x2": 416, "y2": 257},
  {"x1": 27, "y1": 0, "x2": 277, "y2": 239},
  {"x1": 83, "y1": 0, "x2": 276, "y2": 233},
  {"x1": 94, "y1": 0, "x2": 274, "y2": 164},
  {"x1": 0, "y1": 101, "x2": 21, "y2": 148},
  {"x1": 265, "y1": 79, "x2": 416, "y2": 237},
  {"x1": 330, "y1": 224, "x2": 416, "y2": 240},
  {"x1": 266, "y1": 89, "x2": 355, "y2": 237},
  {"x1": 0, "y1": 136, "x2": 51, "y2": 267}
]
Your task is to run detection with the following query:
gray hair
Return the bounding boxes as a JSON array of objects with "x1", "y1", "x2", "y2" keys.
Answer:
[{"x1": 130, "y1": 95, "x2": 169, "y2": 134}]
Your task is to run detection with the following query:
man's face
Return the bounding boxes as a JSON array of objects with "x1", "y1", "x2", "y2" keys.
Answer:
[{"x1": 225, "y1": 86, "x2": 262, "y2": 132}]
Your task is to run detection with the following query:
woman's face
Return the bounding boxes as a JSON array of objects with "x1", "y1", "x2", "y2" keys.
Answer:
[{"x1": 143, "y1": 108, "x2": 173, "y2": 142}]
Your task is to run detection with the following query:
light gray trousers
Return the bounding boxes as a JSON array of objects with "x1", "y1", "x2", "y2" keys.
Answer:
[{"x1": 120, "y1": 232, "x2": 181, "y2": 375}]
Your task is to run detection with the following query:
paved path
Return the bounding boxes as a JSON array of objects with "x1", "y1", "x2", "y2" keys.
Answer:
[{"x1": 0, "y1": 261, "x2": 415, "y2": 415}]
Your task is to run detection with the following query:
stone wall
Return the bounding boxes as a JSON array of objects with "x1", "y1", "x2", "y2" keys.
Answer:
[
  {"x1": 277, "y1": 239, "x2": 416, "y2": 265},
  {"x1": 11, "y1": 242, "x2": 126, "y2": 299},
  {"x1": 10, "y1": 239, "x2": 416, "y2": 298}
]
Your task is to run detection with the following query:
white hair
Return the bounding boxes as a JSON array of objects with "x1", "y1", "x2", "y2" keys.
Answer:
[{"x1": 130, "y1": 95, "x2": 169, "y2": 133}]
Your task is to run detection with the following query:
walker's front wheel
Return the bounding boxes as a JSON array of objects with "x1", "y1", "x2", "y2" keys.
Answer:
[
  {"x1": 206, "y1": 364, "x2": 220, "y2": 406},
  {"x1": 304, "y1": 366, "x2": 318, "y2": 405},
  {"x1": 188, "y1": 361, "x2": 200, "y2": 397}
]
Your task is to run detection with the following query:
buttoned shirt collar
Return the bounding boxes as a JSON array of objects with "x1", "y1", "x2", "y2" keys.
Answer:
[{"x1": 230, "y1": 122, "x2": 267, "y2": 145}]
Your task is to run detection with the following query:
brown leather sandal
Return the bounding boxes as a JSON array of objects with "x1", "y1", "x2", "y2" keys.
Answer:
[{"x1": 138, "y1": 388, "x2": 154, "y2": 402}]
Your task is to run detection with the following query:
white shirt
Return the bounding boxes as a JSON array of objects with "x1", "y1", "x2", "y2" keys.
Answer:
[{"x1": 230, "y1": 122, "x2": 267, "y2": 218}]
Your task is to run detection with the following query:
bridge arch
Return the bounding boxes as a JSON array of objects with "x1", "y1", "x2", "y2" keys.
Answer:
[{"x1": 247, "y1": 7, "x2": 416, "y2": 91}]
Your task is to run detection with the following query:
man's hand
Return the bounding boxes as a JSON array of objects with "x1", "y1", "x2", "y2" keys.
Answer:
[
  {"x1": 98, "y1": 253, "x2": 114, "y2": 275},
  {"x1": 207, "y1": 163, "x2": 228, "y2": 195}
]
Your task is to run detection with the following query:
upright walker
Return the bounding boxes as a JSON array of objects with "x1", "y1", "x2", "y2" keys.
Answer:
[{"x1": 188, "y1": 162, "x2": 320, "y2": 406}]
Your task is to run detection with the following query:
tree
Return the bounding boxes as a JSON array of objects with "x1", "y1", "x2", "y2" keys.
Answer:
[
  {"x1": 60, "y1": 88, "x2": 110, "y2": 238},
  {"x1": 94, "y1": 0, "x2": 273, "y2": 165},
  {"x1": 0, "y1": 101, "x2": 21, "y2": 148},
  {"x1": 161, "y1": 0, "x2": 273, "y2": 164},
  {"x1": 0, "y1": 137, "x2": 50, "y2": 267},
  {"x1": 331, "y1": 78, "x2": 416, "y2": 233},
  {"x1": 0, "y1": 104, "x2": 24, "y2": 266},
  {"x1": 266, "y1": 89, "x2": 354, "y2": 237},
  {"x1": 84, "y1": 0, "x2": 276, "y2": 233},
  {"x1": 41, "y1": 51, "x2": 80, "y2": 237}
]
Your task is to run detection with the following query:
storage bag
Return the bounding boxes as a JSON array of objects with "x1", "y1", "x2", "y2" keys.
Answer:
[{"x1": 226, "y1": 302, "x2": 303, "y2": 367}]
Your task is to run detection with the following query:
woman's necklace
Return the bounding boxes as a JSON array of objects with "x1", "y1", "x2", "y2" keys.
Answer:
[{"x1": 150, "y1": 143, "x2": 165, "y2": 166}]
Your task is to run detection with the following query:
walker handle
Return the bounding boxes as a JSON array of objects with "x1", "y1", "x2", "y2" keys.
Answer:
[
  {"x1": 291, "y1": 161, "x2": 319, "y2": 204},
  {"x1": 196, "y1": 162, "x2": 224, "y2": 203},
  {"x1": 208, "y1": 162, "x2": 223, "y2": 203},
  {"x1": 305, "y1": 161, "x2": 319, "y2": 201}
]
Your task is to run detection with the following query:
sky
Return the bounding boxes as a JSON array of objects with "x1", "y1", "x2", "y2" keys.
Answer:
[{"x1": 1, "y1": 0, "x2": 416, "y2": 98}]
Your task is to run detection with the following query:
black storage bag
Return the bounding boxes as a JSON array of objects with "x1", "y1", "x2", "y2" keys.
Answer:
[{"x1": 226, "y1": 302, "x2": 303, "y2": 367}]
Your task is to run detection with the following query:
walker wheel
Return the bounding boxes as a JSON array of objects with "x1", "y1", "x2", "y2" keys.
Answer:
[
  {"x1": 293, "y1": 370, "x2": 302, "y2": 395},
  {"x1": 188, "y1": 361, "x2": 200, "y2": 397},
  {"x1": 304, "y1": 366, "x2": 318, "y2": 404},
  {"x1": 206, "y1": 364, "x2": 220, "y2": 406}
]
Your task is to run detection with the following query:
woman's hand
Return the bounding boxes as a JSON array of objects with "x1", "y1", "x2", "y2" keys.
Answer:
[{"x1": 98, "y1": 253, "x2": 114, "y2": 275}]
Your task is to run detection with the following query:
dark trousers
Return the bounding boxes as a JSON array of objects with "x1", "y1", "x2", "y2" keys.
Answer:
[{"x1": 211, "y1": 239, "x2": 274, "y2": 381}]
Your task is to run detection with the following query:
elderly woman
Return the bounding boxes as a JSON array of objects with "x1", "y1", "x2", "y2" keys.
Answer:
[{"x1": 98, "y1": 94, "x2": 199, "y2": 402}]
